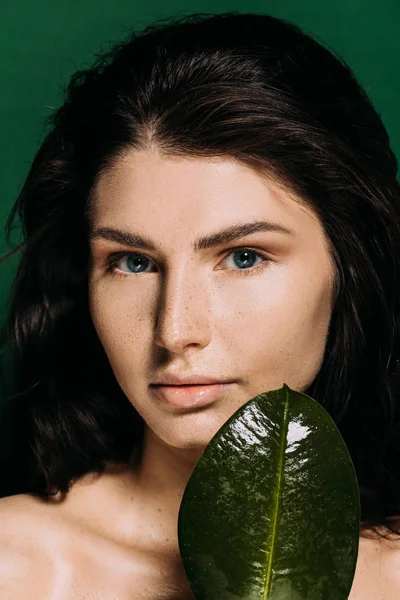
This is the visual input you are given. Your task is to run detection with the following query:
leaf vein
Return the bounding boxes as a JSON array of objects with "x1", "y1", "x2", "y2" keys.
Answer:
[{"x1": 263, "y1": 385, "x2": 290, "y2": 598}]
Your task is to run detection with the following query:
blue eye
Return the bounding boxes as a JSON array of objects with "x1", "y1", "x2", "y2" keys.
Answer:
[
  {"x1": 122, "y1": 254, "x2": 153, "y2": 274},
  {"x1": 226, "y1": 249, "x2": 262, "y2": 270},
  {"x1": 105, "y1": 247, "x2": 272, "y2": 279}
]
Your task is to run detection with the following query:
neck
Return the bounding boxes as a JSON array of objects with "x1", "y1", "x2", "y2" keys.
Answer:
[
  {"x1": 128, "y1": 426, "x2": 204, "y2": 545},
  {"x1": 133, "y1": 424, "x2": 204, "y2": 486}
]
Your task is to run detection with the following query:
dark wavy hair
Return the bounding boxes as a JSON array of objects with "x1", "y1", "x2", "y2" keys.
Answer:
[{"x1": 1, "y1": 11, "x2": 400, "y2": 539}]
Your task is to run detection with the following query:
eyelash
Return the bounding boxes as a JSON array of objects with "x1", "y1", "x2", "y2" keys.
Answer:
[{"x1": 104, "y1": 247, "x2": 273, "y2": 280}]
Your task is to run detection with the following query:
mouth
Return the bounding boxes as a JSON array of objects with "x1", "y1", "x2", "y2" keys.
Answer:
[{"x1": 150, "y1": 382, "x2": 236, "y2": 408}]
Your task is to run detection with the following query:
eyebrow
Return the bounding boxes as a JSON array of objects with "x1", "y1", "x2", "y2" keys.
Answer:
[{"x1": 89, "y1": 220, "x2": 294, "y2": 253}]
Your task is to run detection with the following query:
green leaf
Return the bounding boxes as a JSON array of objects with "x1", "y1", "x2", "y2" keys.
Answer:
[{"x1": 178, "y1": 384, "x2": 360, "y2": 600}]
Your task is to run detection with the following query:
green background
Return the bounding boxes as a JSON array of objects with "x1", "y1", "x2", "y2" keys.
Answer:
[
  {"x1": 1, "y1": 1, "x2": 399, "y2": 459},
  {"x1": 1, "y1": 1, "x2": 400, "y2": 313}
]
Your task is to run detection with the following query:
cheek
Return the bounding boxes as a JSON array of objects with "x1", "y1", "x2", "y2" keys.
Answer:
[
  {"x1": 217, "y1": 267, "x2": 333, "y2": 389},
  {"x1": 263, "y1": 275, "x2": 333, "y2": 388},
  {"x1": 88, "y1": 283, "x2": 150, "y2": 379}
]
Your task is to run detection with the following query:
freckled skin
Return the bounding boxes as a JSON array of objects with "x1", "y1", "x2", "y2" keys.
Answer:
[{"x1": 88, "y1": 147, "x2": 336, "y2": 459}]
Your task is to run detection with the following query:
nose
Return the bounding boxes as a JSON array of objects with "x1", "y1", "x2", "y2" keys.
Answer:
[{"x1": 153, "y1": 266, "x2": 212, "y2": 353}]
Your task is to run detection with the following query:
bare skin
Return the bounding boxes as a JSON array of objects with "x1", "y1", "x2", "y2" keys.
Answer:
[
  {"x1": 1, "y1": 148, "x2": 399, "y2": 597},
  {"x1": 0, "y1": 473, "x2": 400, "y2": 599}
]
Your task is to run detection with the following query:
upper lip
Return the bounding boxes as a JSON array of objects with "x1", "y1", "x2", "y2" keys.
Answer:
[{"x1": 152, "y1": 373, "x2": 233, "y2": 385}]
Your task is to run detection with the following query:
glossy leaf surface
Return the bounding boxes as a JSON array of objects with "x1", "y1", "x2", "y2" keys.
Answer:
[{"x1": 178, "y1": 384, "x2": 360, "y2": 600}]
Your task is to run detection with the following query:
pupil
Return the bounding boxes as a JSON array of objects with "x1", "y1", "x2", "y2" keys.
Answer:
[
  {"x1": 234, "y1": 250, "x2": 256, "y2": 268},
  {"x1": 128, "y1": 255, "x2": 148, "y2": 272}
]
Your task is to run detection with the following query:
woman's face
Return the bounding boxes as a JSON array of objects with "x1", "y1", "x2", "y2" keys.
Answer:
[{"x1": 88, "y1": 148, "x2": 336, "y2": 449}]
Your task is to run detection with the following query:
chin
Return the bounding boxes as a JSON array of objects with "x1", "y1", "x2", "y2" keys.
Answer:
[{"x1": 145, "y1": 402, "x2": 240, "y2": 449}]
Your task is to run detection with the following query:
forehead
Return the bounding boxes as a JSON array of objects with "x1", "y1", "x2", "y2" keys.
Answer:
[{"x1": 89, "y1": 147, "x2": 323, "y2": 240}]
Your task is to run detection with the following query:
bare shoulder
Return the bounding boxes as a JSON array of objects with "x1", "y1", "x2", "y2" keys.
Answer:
[
  {"x1": 350, "y1": 526, "x2": 400, "y2": 599},
  {"x1": 0, "y1": 491, "x2": 191, "y2": 600},
  {"x1": 0, "y1": 493, "x2": 68, "y2": 599},
  {"x1": 0, "y1": 492, "x2": 60, "y2": 540}
]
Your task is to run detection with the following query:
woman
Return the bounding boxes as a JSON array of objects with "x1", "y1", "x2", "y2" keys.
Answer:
[{"x1": 0, "y1": 10, "x2": 399, "y2": 599}]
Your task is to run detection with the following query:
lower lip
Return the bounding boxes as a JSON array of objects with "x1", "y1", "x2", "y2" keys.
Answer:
[{"x1": 150, "y1": 383, "x2": 235, "y2": 408}]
